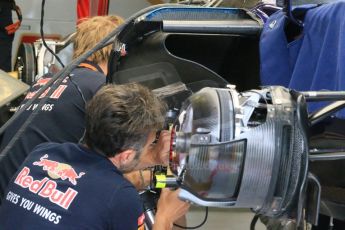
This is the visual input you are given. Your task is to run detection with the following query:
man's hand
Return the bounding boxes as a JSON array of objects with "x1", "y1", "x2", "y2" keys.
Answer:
[{"x1": 153, "y1": 189, "x2": 190, "y2": 230}]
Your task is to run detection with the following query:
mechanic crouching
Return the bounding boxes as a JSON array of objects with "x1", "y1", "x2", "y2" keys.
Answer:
[{"x1": 0, "y1": 83, "x2": 190, "y2": 229}]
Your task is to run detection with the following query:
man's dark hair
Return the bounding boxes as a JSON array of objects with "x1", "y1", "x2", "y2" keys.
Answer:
[{"x1": 85, "y1": 83, "x2": 166, "y2": 157}]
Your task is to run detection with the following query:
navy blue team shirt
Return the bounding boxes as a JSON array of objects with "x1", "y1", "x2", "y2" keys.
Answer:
[
  {"x1": 0, "y1": 142, "x2": 145, "y2": 229},
  {"x1": 0, "y1": 61, "x2": 106, "y2": 202},
  {"x1": 0, "y1": 61, "x2": 105, "y2": 152}
]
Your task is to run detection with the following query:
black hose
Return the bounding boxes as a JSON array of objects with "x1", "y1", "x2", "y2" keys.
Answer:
[
  {"x1": 250, "y1": 214, "x2": 260, "y2": 230},
  {"x1": 173, "y1": 207, "x2": 208, "y2": 229},
  {"x1": 40, "y1": 0, "x2": 65, "y2": 68}
]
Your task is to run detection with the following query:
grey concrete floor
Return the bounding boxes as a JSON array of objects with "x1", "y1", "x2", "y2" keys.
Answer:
[{"x1": 182, "y1": 207, "x2": 266, "y2": 230}]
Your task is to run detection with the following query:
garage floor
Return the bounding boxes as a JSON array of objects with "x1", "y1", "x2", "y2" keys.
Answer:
[{"x1": 183, "y1": 207, "x2": 266, "y2": 230}]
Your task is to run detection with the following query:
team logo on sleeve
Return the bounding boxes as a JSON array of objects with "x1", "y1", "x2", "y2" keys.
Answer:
[
  {"x1": 33, "y1": 154, "x2": 85, "y2": 185},
  {"x1": 138, "y1": 213, "x2": 145, "y2": 230}
]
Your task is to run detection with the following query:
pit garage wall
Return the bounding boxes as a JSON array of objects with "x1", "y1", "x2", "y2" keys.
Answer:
[
  {"x1": 11, "y1": 0, "x2": 169, "y2": 69},
  {"x1": 11, "y1": 0, "x2": 77, "y2": 67}
]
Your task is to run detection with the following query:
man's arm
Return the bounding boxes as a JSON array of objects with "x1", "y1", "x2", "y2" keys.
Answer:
[{"x1": 153, "y1": 189, "x2": 190, "y2": 230}]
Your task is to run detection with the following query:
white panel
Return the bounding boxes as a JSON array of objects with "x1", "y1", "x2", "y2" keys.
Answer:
[
  {"x1": 12, "y1": 0, "x2": 77, "y2": 66},
  {"x1": 16, "y1": 0, "x2": 77, "y2": 21},
  {"x1": 109, "y1": 0, "x2": 151, "y2": 18}
]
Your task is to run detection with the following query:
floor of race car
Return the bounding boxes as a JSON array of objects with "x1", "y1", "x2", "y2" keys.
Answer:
[{"x1": 186, "y1": 207, "x2": 265, "y2": 230}]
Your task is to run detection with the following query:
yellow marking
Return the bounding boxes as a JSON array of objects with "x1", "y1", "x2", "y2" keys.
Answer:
[{"x1": 155, "y1": 174, "x2": 167, "y2": 188}]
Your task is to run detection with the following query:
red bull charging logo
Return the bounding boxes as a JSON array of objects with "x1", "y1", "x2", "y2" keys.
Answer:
[
  {"x1": 33, "y1": 154, "x2": 85, "y2": 185},
  {"x1": 13, "y1": 154, "x2": 86, "y2": 210}
]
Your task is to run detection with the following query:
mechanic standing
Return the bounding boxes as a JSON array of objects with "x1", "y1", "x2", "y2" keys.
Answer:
[
  {"x1": 0, "y1": 0, "x2": 21, "y2": 71},
  {"x1": 0, "y1": 16, "x2": 123, "y2": 200},
  {"x1": 0, "y1": 83, "x2": 190, "y2": 229}
]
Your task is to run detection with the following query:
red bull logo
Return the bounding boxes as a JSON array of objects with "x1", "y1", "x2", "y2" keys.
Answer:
[
  {"x1": 33, "y1": 154, "x2": 85, "y2": 185},
  {"x1": 14, "y1": 167, "x2": 78, "y2": 210}
]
